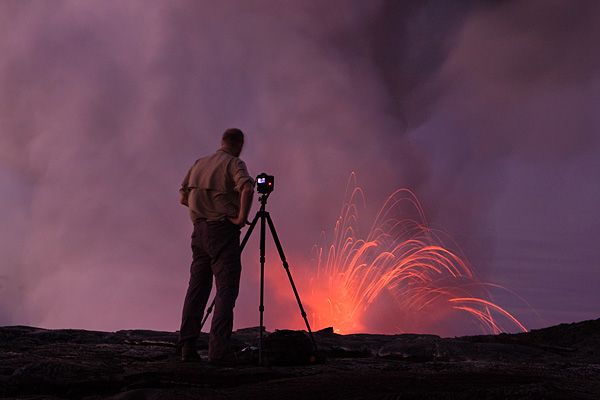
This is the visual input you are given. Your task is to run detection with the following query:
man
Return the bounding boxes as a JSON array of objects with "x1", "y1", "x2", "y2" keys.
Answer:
[{"x1": 178, "y1": 128, "x2": 254, "y2": 363}]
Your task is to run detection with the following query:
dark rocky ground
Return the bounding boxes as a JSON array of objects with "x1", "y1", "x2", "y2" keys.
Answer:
[{"x1": 1, "y1": 318, "x2": 599, "y2": 399}]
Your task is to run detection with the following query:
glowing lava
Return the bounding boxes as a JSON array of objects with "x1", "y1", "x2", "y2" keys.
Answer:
[{"x1": 302, "y1": 176, "x2": 527, "y2": 335}]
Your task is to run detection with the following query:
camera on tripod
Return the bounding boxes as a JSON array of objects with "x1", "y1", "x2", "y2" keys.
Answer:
[{"x1": 256, "y1": 173, "x2": 274, "y2": 194}]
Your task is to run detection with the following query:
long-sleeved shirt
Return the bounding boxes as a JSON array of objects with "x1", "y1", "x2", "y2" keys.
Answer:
[{"x1": 181, "y1": 149, "x2": 254, "y2": 222}]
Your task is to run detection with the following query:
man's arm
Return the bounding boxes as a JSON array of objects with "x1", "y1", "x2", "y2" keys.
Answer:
[
  {"x1": 179, "y1": 164, "x2": 194, "y2": 207},
  {"x1": 179, "y1": 187, "x2": 189, "y2": 207},
  {"x1": 229, "y1": 181, "x2": 254, "y2": 226},
  {"x1": 228, "y1": 157, "x2": 255, "y2": 226}
]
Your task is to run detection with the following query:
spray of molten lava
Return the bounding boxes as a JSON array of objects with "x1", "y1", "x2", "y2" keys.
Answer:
[{"x1": 299, "y1": 176, "x2": 527, "y2": 335}]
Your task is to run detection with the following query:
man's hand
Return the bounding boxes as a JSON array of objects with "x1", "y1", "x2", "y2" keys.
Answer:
[{"x1": 228, "y1": 216, "x2": 249, "y2": 227}]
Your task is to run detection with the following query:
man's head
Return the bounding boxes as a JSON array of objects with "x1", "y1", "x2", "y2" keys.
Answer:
[{"x1": 221, "y1": 128, "x2": 245, "y2": 157}]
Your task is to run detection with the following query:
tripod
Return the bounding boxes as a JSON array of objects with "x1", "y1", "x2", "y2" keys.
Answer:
[{"x1": 199, "y1": 192, "x2": 318, "y2": 365}]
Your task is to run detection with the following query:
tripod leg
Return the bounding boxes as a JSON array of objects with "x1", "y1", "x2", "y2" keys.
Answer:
[
  {"x1": 199, "y1": 213, "x2": 260, "y2": 332},
  {"x1": 199, "y1": 301, "x2": 213, "y2": 332},
  {"x1": 259, "y1": 211, "x2": 266, "y2": 365},
  {"x1": 265, "y1": 213, "x2": 319, "y2": 355},
  {"x1": 241, "y1": 212, "x2": 260, "y2": 251}
]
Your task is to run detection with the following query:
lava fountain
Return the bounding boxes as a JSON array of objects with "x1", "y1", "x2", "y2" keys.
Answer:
[{"x1": 299, "y1": 175, "x2": 527, "y2": 335}]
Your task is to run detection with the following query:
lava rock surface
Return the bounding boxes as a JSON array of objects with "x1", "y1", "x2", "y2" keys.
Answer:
[{"x1": 1, "y1": 319, "x2": 600, "y2": 399}]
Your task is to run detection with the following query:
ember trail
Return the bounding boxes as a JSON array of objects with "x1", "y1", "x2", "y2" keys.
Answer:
[{"x1": 301, "y1": 175, "x2": 527, "y2": 335}]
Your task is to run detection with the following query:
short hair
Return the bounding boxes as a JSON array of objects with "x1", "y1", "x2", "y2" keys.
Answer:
[{"x1": 222, "y1": 128, "x2": 244, "y2": 146}]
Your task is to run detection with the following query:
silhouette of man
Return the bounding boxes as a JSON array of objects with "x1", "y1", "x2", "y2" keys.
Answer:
[{"x1": 178, "y1": 128, "x2": 254, "y2": 362}]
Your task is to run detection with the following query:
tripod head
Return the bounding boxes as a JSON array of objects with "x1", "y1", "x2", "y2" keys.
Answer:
[{"x1": 258, "y1": 192, "x2": 271, "y2": 210}]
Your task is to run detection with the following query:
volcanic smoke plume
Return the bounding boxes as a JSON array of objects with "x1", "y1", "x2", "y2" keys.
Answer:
[{"x1": 1, "y1": 1, "x2": 599, "y2": 334}]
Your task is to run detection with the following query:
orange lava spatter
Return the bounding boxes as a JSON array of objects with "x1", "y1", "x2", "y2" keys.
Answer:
[{"x1": 302, "y1": 174, "x2": 527, "y2": 335}]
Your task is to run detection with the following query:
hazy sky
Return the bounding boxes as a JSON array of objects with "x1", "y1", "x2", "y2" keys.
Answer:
[{"x1": 1, "y1": 0, "x2": 599, "y2": 335}]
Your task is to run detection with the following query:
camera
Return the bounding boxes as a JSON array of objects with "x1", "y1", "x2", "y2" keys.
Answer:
[{"x1": 256, "y1": 173, "x2": 274, "y2": 194}]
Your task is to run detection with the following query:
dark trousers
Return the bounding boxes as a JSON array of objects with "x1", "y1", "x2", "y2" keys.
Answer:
[{"x1": 179, "y1": 219, "x2": 242, "y2": 360}]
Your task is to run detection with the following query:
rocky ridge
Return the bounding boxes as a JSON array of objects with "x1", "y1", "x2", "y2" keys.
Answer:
[{"x1": 1, "y1": 318, "x2": 599, "y2": 399}]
